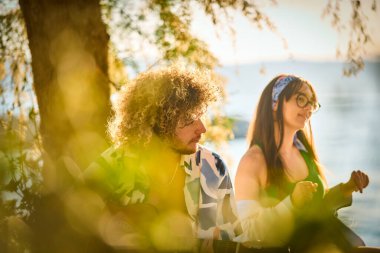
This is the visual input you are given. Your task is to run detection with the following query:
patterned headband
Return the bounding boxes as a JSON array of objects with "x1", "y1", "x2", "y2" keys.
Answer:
[{"x1": 272, "y1": 75, "x2": 297, "y2": 109}]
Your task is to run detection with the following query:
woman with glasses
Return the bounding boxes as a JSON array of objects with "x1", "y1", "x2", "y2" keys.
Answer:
[{"x1": 234, "y1": 74, "x2": 371, "y2": 252}]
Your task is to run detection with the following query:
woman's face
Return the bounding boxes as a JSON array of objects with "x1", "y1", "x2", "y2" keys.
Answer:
[{"x1": 281, "y1": 84, "x2": 316, "y2": 131}]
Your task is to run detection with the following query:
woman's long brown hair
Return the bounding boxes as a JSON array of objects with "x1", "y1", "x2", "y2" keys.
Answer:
[{"x1": 247, "y1": 75, "x2": 322, "y2": 195}]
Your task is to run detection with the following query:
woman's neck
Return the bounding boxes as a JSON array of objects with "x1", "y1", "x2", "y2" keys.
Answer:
[{"x1": 274, "y1": 123, "x2": 297, "y2": 155}]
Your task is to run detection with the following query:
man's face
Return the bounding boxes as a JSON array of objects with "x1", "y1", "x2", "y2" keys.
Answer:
[{"x1": 170, "y1": 117, "x2": 206, "y2": 154}]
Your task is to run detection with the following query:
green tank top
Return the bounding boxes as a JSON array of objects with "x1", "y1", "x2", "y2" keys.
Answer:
[{"x1": 265, "y1": 149, "x2": 325, "y2": 202}]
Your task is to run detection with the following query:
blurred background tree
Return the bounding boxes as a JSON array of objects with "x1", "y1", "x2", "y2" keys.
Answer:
[
  {"x1": 0, "y1": 1, "x2": 278, "y2": 251},
  {"x1": 0, "y1": 0, "x2": 377, "y2": 252}
]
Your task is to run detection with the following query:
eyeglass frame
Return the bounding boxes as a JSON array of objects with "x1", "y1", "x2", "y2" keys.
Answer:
[{"x1": 295, "y1": 92, "x2": 321, "y2": 112}]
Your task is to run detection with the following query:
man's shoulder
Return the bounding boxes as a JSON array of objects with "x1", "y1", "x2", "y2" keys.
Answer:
[
  {"x1": 98, "y1": 145, "x2": 138, "y2": 162},
  {"x1": 196, "y1": 144, "x2": 228, "y2": 177},
  {"x1": 85, "y1": 145, "x2": 138, "y2": 177},
  {"x1": 84, "y1": 145, "x2": 148, "y2": 205},
  {"x1": 196, "y1": 144, "x2": 222, "y2": 159},
  {"x1": 99, "y1": 145, "x2": 133, "y2": 156}
]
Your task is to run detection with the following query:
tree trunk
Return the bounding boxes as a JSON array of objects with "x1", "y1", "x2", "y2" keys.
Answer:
[{"x1": 19, "y1": 0, "x2": 110, "y2": 175}]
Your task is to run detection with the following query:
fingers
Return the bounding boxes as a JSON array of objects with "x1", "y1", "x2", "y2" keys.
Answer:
[
  {"x1": 299, "y1": 181, "x2": 318, "y2": 192},
  {"x1": 292, "y1": 181, "x2": 318, "y2": 208},
  {"x1": 213, "y1": 227, "x2": 220, "y2": 240},
  {"x1": 304, "y1": 182, "x2": 318, "y2": 200},
  {"x1": 302, "y1": 188, "x2": 314, "y2": 202},
  {"x1": 352, "y1": 171, "x2": 362, "y2": 193},
  {"x1": 199, "y1": 228, "x2": 219, "y2": 253},
  {"x1": 311, "y1": 182, "x2": 318, "y2": 192},
  {"x1": 364, "y1": 173, "x2": 369, "y2": 188},
  {"x1": 350, "y1": 170, "x2": 369, "y2": 193},
  {"x1": 362, "y1": 171, "x2": 369, "y2": 191},
  {"x1": 200, "y1": 239, "x2": 214, "y2": 253}
]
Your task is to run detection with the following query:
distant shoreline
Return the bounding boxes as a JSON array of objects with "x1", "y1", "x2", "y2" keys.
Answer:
[{"x1": 231, "y1": 117, "x2": 249, "y2": 139}]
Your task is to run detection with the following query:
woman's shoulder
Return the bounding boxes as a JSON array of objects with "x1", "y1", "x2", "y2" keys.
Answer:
[
  {"x1": 237, "y1": 145, "x2": 267, "y2": 179},
  {"x1": 242, "y1": 144, "x2": 266, "y2": 166}
]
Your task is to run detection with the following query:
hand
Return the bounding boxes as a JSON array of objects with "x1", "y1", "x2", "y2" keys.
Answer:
[
  {"x1": 199, "y1": 227, "x2": 220, "y2": 253},
  {"x1": 345, "y1": 170, "x2": 369, "y2": 194},
  {"x1": 200, "y1": 239, "x2": 214, "y2": 253},
  {"x1": 291, "y1": 181, "x2": 318, "y2": 208}
]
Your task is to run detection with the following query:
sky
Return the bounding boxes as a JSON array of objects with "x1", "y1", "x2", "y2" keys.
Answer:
[{"x1": 190, "y1": 0, "x2": 380, "y2": 65}]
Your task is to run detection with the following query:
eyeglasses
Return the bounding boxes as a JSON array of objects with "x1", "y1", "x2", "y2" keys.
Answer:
[{"x1": 295, "y1": 93, "x2": 321, "y2": 112}]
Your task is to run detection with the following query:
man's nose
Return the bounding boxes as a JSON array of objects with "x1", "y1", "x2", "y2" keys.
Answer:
[{"x1": 195, "y1": 118, "x2": 206, "y2": 134}]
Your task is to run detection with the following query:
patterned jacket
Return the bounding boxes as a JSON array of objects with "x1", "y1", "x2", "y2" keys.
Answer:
[{"x1": 84, "y1": 144, "x2": 241, "y2": 241}]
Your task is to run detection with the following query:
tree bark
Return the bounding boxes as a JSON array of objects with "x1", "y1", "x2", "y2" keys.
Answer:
[{"x1": 19, "y1": 0, "x2": 110, "y2": 173}]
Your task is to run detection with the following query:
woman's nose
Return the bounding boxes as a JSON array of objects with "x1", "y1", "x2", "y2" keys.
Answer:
[{"x1": 304, "y1": 102, "x2": 313, "y2": 112}]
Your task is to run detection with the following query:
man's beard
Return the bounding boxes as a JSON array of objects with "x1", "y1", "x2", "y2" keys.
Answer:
[{"x1": 170, "y1": 140, "x2": 197, "y2": 155}]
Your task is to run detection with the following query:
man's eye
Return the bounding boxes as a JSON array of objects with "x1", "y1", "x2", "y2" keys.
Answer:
[
  {"x1": 184, "y1": 120, "x2": 194, "y2": 126},
  {"x1": 178, "y1": 119, "x2": 194, "y2": 128}
]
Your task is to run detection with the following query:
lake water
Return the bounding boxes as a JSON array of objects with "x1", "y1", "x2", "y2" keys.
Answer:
[{"x1": 219, "y1": 61, "x2": 380, "y2": 246}]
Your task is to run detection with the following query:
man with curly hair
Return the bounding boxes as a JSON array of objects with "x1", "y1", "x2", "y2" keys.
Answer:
[{"x1": 84, "y1": 66, "x2": 241, "y2": 252}]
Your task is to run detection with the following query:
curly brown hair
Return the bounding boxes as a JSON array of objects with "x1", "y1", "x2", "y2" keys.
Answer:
[{"x1": 108, "y1": 65, "x2": 220, "y2": 148}]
